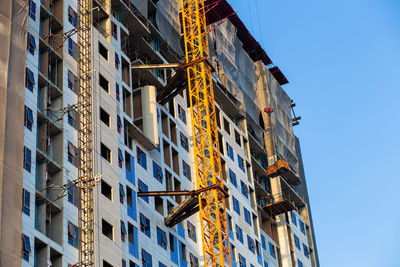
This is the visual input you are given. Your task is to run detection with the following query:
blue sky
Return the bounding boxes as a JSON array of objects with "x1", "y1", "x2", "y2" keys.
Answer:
[{"x1": 228, "y1": 0, "x2": 400, "y2": 266}]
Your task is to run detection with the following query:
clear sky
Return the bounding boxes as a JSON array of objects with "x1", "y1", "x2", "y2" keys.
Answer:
[{"x1": 228, "y1": 0, "x2": 400, "y2": 266}]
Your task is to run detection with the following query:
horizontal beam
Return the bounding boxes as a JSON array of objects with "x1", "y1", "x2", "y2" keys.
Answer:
[
  {"x1": 137, "y1": 184, "x2": 229, "y2": 198},
  {"x1": 131, "y1": 63, "x2": 181, "y2": 70}
]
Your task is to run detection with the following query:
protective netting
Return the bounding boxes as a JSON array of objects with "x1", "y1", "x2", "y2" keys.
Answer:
[
  {"x1": 209, "y1": 21, "x2": 298, "y2": 172},
  {"x1": 155, "y1": 0, "x2": 184, "y2": 58}
]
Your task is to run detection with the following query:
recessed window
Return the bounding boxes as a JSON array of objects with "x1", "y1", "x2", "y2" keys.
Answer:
[
  {"x1": 102, "y1": 219, "x2": 114, "y2": 240},
  {"x1": 98, "y1": 42, "x2": 108, "y2": 60},
  {"x1": 187, "y1": 221, "x2": 196, "y2": 242},
  {"x1": 235, "y1": 130, "x2": 241, "y2": 146},
  {"x1": 140, "y1": 213, "x2": 151, "y2": 237},
  {"x1": 155, "y1": 196, "x2": 163, "y2": 215},
  {"x1": 101, "y1": 143, "x2": 111, "y2": 163},
  {"x1": 223, "y1": 118, "x2": 230, "y2": 135},
  {"x1": 100, "y1": 107, "x2": 110, "y2": 127},
  {"x1": 101, "y1": 180, "x2": 112, "y2": 200},
  {"x1": 99, "y1": 74, "x2": 109, "y2": 93},
  {"x1": 103, "y1": 260, "x2": 113, "y2": 267}
]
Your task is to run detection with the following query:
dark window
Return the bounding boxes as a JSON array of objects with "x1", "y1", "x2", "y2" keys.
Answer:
[
  {"x1": 24, "y1": 105, "x2": 33, "y2": 131},
  {"x1": 189, "y1": 253, "x2": 199, "y2": 267},
  {"x1": 68, "y1": 38, "x2": 78, "y2": 60},
  {"x1": 223, "y1": 118, "x2": 230, "y2": 135},
  {"x1": 103, "y1": 260, "x2": 113, "y2": 267},
  {"x1": 101, "y1": 180, "x2": 112, "y2": 200},
  {"x1": 28, "y1": 0, "x2": 36, "y2": 20},
  {"x1": 226, "y1": 142, "x2": 234, "y2": 161},
  {"x1": 117, "y1": 115, "x2": 122, "y2": 133},
  {"x1": 102, "y1": 219, "x2": 114, "y2": 240},
  {"x1": 238, "y1": 155, "x2": 245, "y2": 172},
  {"x1": 142, "y1": 249, "x2": 152, "y2": 267},
  {"x1": 68, "y1": 109, "x2": 79, "y2": 130},
  {"x1": 27, "y1": 32, "x2": 36, "y2": 55},
  {"x1": 236, "y1": 225, "x2": 243, "y2": 243},
  {"x1": 68, "y1": 6, "x2": 77, "y2": 27},
  {"x1": 99, "y1": 74, "x2": 109, "y2": 93},
  {"x1": 229, "y1": 169, "x2": 237, "y2": 187},
  {"x1": 23, "y1": 146, "x2": 31, "y2": 172},
  {"x1": 238, "y1": 254, "x2": 246, "y2": 267},
  {"x1": 157, "y1": 227, "x2": 167, "y2": 250},
  {"x1": 119, "y1": 183, "x2": 125, "y2": 204},
  {"x1": 68, "y1": 142, "x2": 80, "y2": 167},
  {"x1": 100, "y1": 107, "x2": 110, "y2": 126},
  {"x1": 118, "y1": 149, "x2": 124, "y2": 168},
  {"x1": 101, "y1": 143, "x2": 111, "y2": 163},
  {"x1": 178, "y1": 105, "x2": 186, "y2": 124},
  {"x1": 241, "y1": 180, "x2": 249, "y2": 198},
  {"x1": 180, "y1": 132, "x2": 189, "y2": 152},
  {"x1": 137, "y1": 147, "x2": 147, "y2": 169},
  {"x1": 115, "y1": 53, "x2": 120, "y2": 70},
  {"x1": 247, "y1": 235, "x2": 255, "y2": 253},
  {"x1": 111, "y1": 21, "x2": 118, "y2": 40},
  {"x1": 235, "y1": 130, "x2": 241, "y2": 146},
  {"x1": 269, "y1": 242, "x2": 276, "y2": 258},
  {"x1": 25, "y1": 67, "x2": 35, "y2": 91},
  {"x1": 187, "y1": 221, "x2": 196, "y2": 242},
  {"x1": 98, "y1": 41, "x2": 108, "y2": 60},
  {"x1": 138, "y1": 179, "x2": 149, "y2": 203},
  {"x1": 22, "y1": 234, "x2": 31, "y2": 261},
  {"x1": 232, "y1": 196, "x2": 240, "y2": 215},
  {"x1": 68, "y1": 70, "x2": 79, "y2": 94},
  {"x1": 182, "y1": 160, "x2": 191, "y2": 180},
  {"x1": 116, "y1": 83, "x2": 120, "y2": 101},
  {"x1": 22, "y1": 189, "x2": 30, "y2": 216},
  {"x1": 155, "y1": 196, "x2": 163, "y2": 215},
  {"x1": 152, "y1": 161, "x2": 163, "y2": 183},
  {"x1": 121, "y1": 221, "x2": 127, "y2": 242},
  {"x1": 140, "y1": 213, "x2": 150, "y2": 237},
  {"x1": 244, "y1": 207, "x2": 252, "y2": 226},
  {"x1": 68, "y1": 222, "x2": 79, "y2": 248},
  {"x1": 68, "y1": 184, "x2": 79, "y2": 207}
]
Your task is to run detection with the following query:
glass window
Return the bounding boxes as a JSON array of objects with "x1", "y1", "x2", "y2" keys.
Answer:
[
  {"x1": 140, "y1": 213, "x2": 151, "y2": 237},
  {"x1": 22, "y1": 234, "x2": 31, "y2": 261},
  {"x1": 22, "y1": 189, "x2": 30, "y2": 216},
  {"x1": 24, "y1": 105, "x2": 33, "y2": 131},
  {"x1": 157, "y1": 227, "x2": 167, "y2": 250},
  {"x1": 229, "y1": 169, "x2": 237, "y2": 187},
  {"x1": 137, "y1": 147, "x2": 147, "y2": 169},
  {"x1": 152, "y1": 161, "x2": 163, "y2": 183},
  {"x1": 182, "y1": 160, "x2": 191, "y2": 180},
  {"x1": 142, "y1": 249, "x2": 152, "y2": 267},
  {"x1": 23, "y1": 146, "x2": 31, "y2": 172},
  {"x1": 28, "y1": 0, "x2": 36, "y2": 20}
]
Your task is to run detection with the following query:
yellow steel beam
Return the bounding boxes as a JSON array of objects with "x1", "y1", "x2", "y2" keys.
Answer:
[{"x1": 180, "y1": 0, "x2": 231, "y2": 266}]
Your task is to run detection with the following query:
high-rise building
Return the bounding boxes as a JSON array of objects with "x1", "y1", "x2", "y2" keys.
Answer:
[{"x1": 0, "y1": 0, "x2": 319, "y2": 266}]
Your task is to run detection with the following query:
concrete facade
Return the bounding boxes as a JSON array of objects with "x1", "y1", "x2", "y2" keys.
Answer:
[{"x1": 0, "y1": 0, "x2": 320, "y2": 266}]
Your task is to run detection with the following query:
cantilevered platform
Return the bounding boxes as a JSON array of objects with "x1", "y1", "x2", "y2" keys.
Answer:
[
  {"x1": 267, "y1": 159, "x2": 301, "y2": 185},
  {"x1": 261, "y1": 199, "x2": 295, "y2": 217}
]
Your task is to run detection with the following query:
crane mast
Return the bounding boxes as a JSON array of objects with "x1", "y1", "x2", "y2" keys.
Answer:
[
  {"x1": 180, "y1": 0, "x2": 231, "y2": 266},
  {"x1": 77, "y1": 0, "x2": 95, "y2": 265}
]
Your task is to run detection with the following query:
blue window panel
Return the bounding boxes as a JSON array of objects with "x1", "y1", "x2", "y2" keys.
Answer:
[
  {"x1": 170, "y1": 234, "x2": 178, "y2": 265},
  {"x1": 127, "y1": 190, "x2": 137, "y2": 221},
  {"x1": 23, "y1": 189, "x2": 30, "y2": 216},
  {"x1": 238, "y1": 254, "x2": 246, "y2": 267},
  {"x1": 68, "y1": 6, "x2": 77, "y2": 27},
  {"x1": 241, "y1": 181, "x2": 249, "y2": 199},
  {"x1": 297, "y1": 259, "x2": 303, "y2": 267},
  {"x1": 229, "y1": 169, "x2": 237, "y2": 187},
  {"x1": 226, "y1": 143, "x2": 234, "y2": 161},
  {"x1": 142, "y1": 249, "x2": 152, "y2": 267},
  {"x1": 116, "y1": 83, "x2": 120, "y2": 101},
  {"x1": 247, "y1": 235, "x2": 255, "y2": 254},
  {"x1": 261, "y1": 235, "x2": 266, "y2": 250},
  {"x1": 299, "y1": 220, "x2": 305, "y2": 234},
  {"x1": 250, "y1": 264, "x2": 255, "y2": 267},
  {"x1": 257, "y1": 242, "x2": 263, "y2": 265},
  {"x1": 129, "y1": 226, "x2": 139, "y2": 259},
  {"x1": 126, "y1": 155, "x2": 135, "y2": 185},
  {"x1": 244, "y1": 208, "x2": 252, "y2": 226},
  {"x1": 269, "y1": 242, "x2": 276, "y2": 259},
  {"x1": 68, "y1": 223, "x2": 79, "y2": 248},
  {"x1": 264, "y1": 262, "x2": 268, "y2": 267},
  {"x1": 152, "y1": 161, "x2": 163, "y2": 183},
  {"x1": 178, "y1": 105, "x2": 186, "y2": 124},
  {"x1": 303, "y1": 243, "x2": 309, "y2": 258},
  {"x1": 228, "y1": 219, "x2": 234, "y2": 240},
  {"x1": 27, "y1": 33, "x2": 36, "y2": 55},
  {"x1": 25, "y1": 68, "x2": 35, "y2": 91},
  {"x1": 294, "y1": 234, "x2": 300, "y2": 250},
  {"x1": 178, "y1": 240, "x2": 187, "y2": 267},
  {"x1": 24, "y1": 105, "x2": 33, "y2": 131},
  {"x1": 28, "y1": 0, "x2": 36, "y2": 20},
  {"x1": 235, "y1": 225, "x2": 243, "y2": 243},
  {"x1": 291, "y1": 211, "x2": 297, "y2": 226},
  {"x1": 182, "y1": 160, "x2": 191, "y2": 180},
  {"x1": 159, "y1": 263, "x2": 167, "y2": 267},
  {"x1": 232, "y1": 196, "x2": 240, "y2": 215},
  {"x1": 238, "y1": 155, "x2": 245, "y2": 172},
  {"x1": 22, "y1": 234, "x2": 31, "y2": 261},
  {"x1": 137, "y1": 147, "x2": 147, "y2": 169},
  {"x1": 177, "y1": 223, "x2": 185, "y2": 238},
  {"x1": 140, "y1": 213, "x2": 151, "y2": 237},
  {"x1": 23, "y1": 146, "x2": 31, "y2": 172},
  {"x1": 138, "y1": 179, "x2": 149, "y2": 203},
  {"x1": 157, "y1": 227, "x2": 167, "y2": 250}
]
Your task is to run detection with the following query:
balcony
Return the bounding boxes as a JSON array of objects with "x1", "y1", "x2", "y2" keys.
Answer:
[{"x1": 267, "y1": 158, "x2": 301, "y2": 185}]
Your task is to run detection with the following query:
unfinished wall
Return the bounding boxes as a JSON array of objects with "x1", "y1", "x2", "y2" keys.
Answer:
[{"x1": 0, "y1": 0, "x2": 28, "y2": 265}]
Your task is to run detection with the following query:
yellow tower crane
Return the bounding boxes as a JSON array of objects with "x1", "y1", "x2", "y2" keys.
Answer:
[{"x1": 180, "y1": 0, "x2": 231, "y2": 266}]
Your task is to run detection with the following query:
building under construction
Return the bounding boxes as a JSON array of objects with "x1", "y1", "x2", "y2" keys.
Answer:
[{"x1": 0, "y1": 0, "x2": 319, "y2": 266}]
